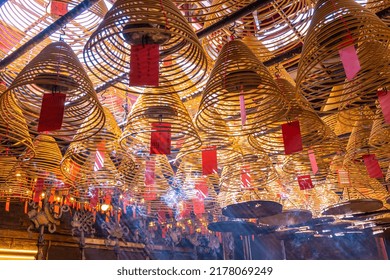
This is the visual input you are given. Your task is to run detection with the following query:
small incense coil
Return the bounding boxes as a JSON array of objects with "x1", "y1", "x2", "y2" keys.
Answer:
[
  {"x1": 0, "y1": 41, "x2": 105, "y2": 144},
  {"x1": 196, "y1": 40, "x2": 289, "y2": 137},
  {"x1": 83, "y1": 0, "x2": 207, "y2": 97},
  {"x1": 120, "y1": 90, "x2": 201, "y2": 157},
  {"x1": 296, "y1": 0, "x2": 390, "y2": 115},
  {"x1": 369, "y1": 105, "x2": 390, "y2": 152}
]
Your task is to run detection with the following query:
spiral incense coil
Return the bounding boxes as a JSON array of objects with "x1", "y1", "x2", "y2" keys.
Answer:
[
  {"x1": 0, "y1": 94, "x2": 35, "y2": 160},
  {"x1": 248, "y1": 78, "x2": 328, "y2": 156},
  {"x1": 0, "y1": 164, "x2": 32, "y2": 201},
  {"x1": 21, "y1": 135, "x2": 64, "y2": 183},
  {"x1": 369, "y1": 106, "x2": 390, "y2": 151},
  {"x1": 83, "y1": 0, "x2": 207, "y2": 96},
  {"x1": 202, "y1": 0, "x2": 314, "y2": 62},
  {"x1": 344, "y1": 117, "x2": 374, "y2": 164},
  {"x1": 120, "y1": 90, "x2": 201, "y2": 156},
  {"x1": 0, "y1": 41, "x2": 105, "y2": 144},
  {"x1": 296, "y1": 0, "x2": 390, "y2": 114},
  {"x1": 196, "y1": 40, "x2": 289, "y2": 136}
]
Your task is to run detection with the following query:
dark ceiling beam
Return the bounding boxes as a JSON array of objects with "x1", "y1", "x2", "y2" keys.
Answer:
[
  {"x1": 0, "y1": 0, "x2": 8, "y2": 8},
  {"x1": 0, "y1": 0, "x2": 101, "y2": 69}
]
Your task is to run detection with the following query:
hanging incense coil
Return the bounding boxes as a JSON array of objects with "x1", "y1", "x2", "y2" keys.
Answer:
[
  {"x1": 0, "y1": 95, "x2": 35, "y2": 160},
  {"x1": 248, "y1": 78, "x2": 328, "y2": 156},
  {"x1": 0, "y1": 164, "x2": 32, "y2": 201},
  {"x1": 196, "y1": 40, "x2": 289, "y2": 136},
  {"x1": 120, "y1": 90, "x2": 201, "y2": 157},
  {"x1": 0, "y1": 41, "x2": 105, "y2": 144},
  {"x1": 369, "y1": 104, "x2": 390, "y2": 152},
  {"x1": 21, "y1": 135, "x2": 64, "y2": 182},
  {"x1": 202, "y1": 0, "x2": 314, "y2": 62},
  {"x1": 296, "y1": 0, "x2": 390, "y2": 115},
  {"x1": 83, "y1": 0, "x2": 207, "y2": 96}
]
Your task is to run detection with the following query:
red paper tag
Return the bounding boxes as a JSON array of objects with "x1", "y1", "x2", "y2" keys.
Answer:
[
  {"x1": 5, "y1": 198, "x2": 10, "y2": 212},
  {"x1": 145, "y1": 160, "x2": 155, "y2": 185},
  {"x1": 94, "y1": 141, "x2": 105, "y2": 171},
  {"x1": 282, "y1": 120, "x2": 303, "y2": 155},
  {"x1": 297, "y1": 175, "x2": 314, "y2": 190},
  {"x1": 144, "y1": 185, "x2": 157, "y2": 201},
  {"x1": 338, "y1": 38, "x2": 360, "y2": 81},
  {"x1": 54, "y1": 204, "x2": 60, "y2": 214},
  {"x1": 150, "y1": 123, "x2": 171, "y2": 154},
  {"x1": 308, "y1": 149, "x2": 318, "y2": 175},
  {"x1": 130, "y1": 44, "x2": 159, "y2": 87},
  {"x1": 195, "y1": 180, "x2": 208, "y2": 198},
  {"x1": 69, "y1": 162, "x2": 80, "y2": 181},
  {"x1": 378, "y1": 90, "x2": 390, "y2": 124},
  {"x1": 38, "y1": 93, "x2": 66, "y2": 132},
  {"x1": 158, "y1": 210, "x2": 167, "y2": 223},
  {"x1": 202, "y1": 146, "x2": 217, "y2": 175},
  {"x1": 33, "y1": 178, "x2": 44, "y2": 202},
  {"x1": 362, "y1": 154, "x2": 383, "y2": 178},
  {"x1": 193, "y1": 199, "x2": 205, "y2": 215},
  {"x1": 104, "y1": 193, "x2": 111, "y2": 205},
  {"x1": 51, "y1": 1, "x2": 68, "y2": 16},
  {"x1": 239, "y1": 94, "x2": 246, "y2": 126},
  {"x1": 241, "y1": 165, "x2": 252, "y2": 188},
  {"x1": 90, "y1": 188, "x2": 99, "y2": 207}
]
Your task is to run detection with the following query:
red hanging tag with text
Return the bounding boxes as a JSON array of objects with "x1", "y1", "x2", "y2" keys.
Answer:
[
  {"x1": 193, "y1": 199, "x2": 205, "y2": 216},
  {"x1": 150, "y1": 123, "x2": 171, "y2": 154},
  {"x1": 104, "y1": 193, "x2": 111, "y2": 205},
  {"x1": 130, "y1": 44, "x2": 159, "y2": 86},
  {"x1": 5, "y1": 198, "x2": 10, "y2": 212},
  {"x1": 69, "y1": 162, "x2": 80, "y2": 181},
  {"x1": 239, "y1": 94, "x2": 247, "y2": 126},
  {"x1": 338, "y1": 37, "x2": 360, "y2": 81},
  {"x1": 282, "y1": 120, "x2": 303, "y2": 155},
  {"x1": 308, "y1": 149, "x2": 318, "y2": 175},
  {"x1": 362, "y1": 154, "x2": 383, "y2": 178},
  {"x1": 51, "y1": 1, "x2": 68, "y2": 16},
  {"x1": 158, "y1": 211, "x2": 167, "y2": 223},
  {"x1": 241, "y1": 165, "x2": 252, "y2": 188},
  {"x1": 90, "y1": 188, "x2": 99, "y2": 207},
  {"x1": 145, "y1": 160, "x2": 155, "y2": 185},
  {"x1": 202, "y1": 146, "x2": 217, "y2": 175},
  {"x1": 94, "y1": 141, "x2": 105, "y2": 171},
  {"x1": 195, "y1": 179, "x2": 208, "y2": 198},
  {"x1": 33, "y1": 178, "x2": 44, "y2": 202},
  {"x1": 38, "y1": 93, "x2": 66, "y2": 132},
  {"x1": 377, "y1": 90, "x2": 390, "y2": 124},
  {"x1": 144, "y1": 184, "x2": 157, "y2": 201},
  {"x1": 297, "y1": 175, "x2": 314, "y2": 190}
]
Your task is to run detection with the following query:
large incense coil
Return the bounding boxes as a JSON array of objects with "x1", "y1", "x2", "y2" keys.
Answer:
[
  {"x1": 0, "y1": 94, "x2": 35, "y2": 160},
  {"x1": 369, "y1": 106, "x2": 390, "y2": 151},
  {"x1": 127, "y1": 156, "x2": 174, "y2": 210},
  {"x1": 0, "y1": 0, "x2": 107, "y2": 79},
  {"x1": 120, "y1": 90, "x2": 201, "y2": 157},
  {"x1": 248, "y1": 78, "x2": 328, "y2": 156},
  {"x1": 202, "y1": 0, "x2": 314, "y2": 62},
  {"x1": 306, "y1": 183, "x2": 341, "y2": 216},
  {"x1": 21, "y1": 135, "x2": 64, "y2": 182},
  {"x1": 196, "y1": 40, "x2": 289, "y2": 136},
  {"x1": 296, "y1": 0, "x2": 390, "y2": 114},
  {"x1": 0, "y1": 41, "x2": 105, "y2": 144},
  {"x1": 83, "y1": 0, "x2": 207, "y2": 96}
]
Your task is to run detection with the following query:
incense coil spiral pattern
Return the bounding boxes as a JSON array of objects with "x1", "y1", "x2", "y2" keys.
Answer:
[
  {"x1": 120, "y1": 90, "x2": 201, "y2": 157},
  {"x1": 296, "y1": 0, "x2": 390, "y2": 115},
  {"x1": 83, "y1": 0, "x2": 207, "y2": 96},
  {"x1": 0, "y1": 41, "x2": 105, "y2": 144},
  {"x1": 196, "y1": 40, "x2": 289, "y2": 136}
]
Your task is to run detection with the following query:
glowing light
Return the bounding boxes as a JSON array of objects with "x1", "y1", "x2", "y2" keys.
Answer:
[{"x1": 101, "y1": 204, "x2": 110, "y2": 211}]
